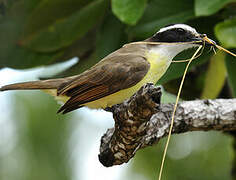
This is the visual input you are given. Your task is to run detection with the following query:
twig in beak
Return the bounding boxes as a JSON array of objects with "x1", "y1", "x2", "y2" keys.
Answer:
[
  {"x1": 215, "y1": 44, "x2": 236, "y2": 57},
  {"x1": 203, "y1": 36, "x2": 236, "y2": 57}
]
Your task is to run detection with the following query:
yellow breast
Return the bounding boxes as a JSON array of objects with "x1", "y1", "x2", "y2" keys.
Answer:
[{"x1": 84, "y1": 51, "x2": 171, "y2": 109}]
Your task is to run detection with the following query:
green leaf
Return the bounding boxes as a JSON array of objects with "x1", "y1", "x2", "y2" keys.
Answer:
[
  {"x1": 1, "y1": 46, "x2": 63, "y2": 69},
  {"x1": 128, "y1": 0, "x2": 195, "y2": 38},
  {"x1": 201, "y1": 51, "x2": 226, "y2": 99},
  {"x1": 49, "y1": 14, "x2": 125, "y2": 78},
  {"x1": 195, "y1": 0, "x2": 235, "y2": 16},
  {"x1": 24, "y1": 0, "x2": 94, "y2": 35},
  {"x1": 112, "y1": 0, "x2": 147, "y2": 25},
  {"x1": 225, "y1": 52, "x2": 236, "y2": 97},
  {"x1": 0, "y1": 0, "x2": 64, "y2": 69},
  {"x1": 215, "y1": 18, "x2": 236, "y2": 48},
  {"x1": 20, "y1": 0, "x2": 107, "y2": 52}
]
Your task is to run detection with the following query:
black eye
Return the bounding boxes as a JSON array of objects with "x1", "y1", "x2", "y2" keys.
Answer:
[{"x1": 176, "y1": 28, "x2": 186, "y2": 34}]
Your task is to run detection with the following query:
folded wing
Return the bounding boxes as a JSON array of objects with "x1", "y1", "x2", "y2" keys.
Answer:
[{"x1": 57, "y1": 45, "x2": 150, "y2": 114}]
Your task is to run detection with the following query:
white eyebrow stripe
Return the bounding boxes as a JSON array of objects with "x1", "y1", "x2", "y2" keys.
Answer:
[{"x1": 158, "y1": 24, "x2": 198, "y2": 34}]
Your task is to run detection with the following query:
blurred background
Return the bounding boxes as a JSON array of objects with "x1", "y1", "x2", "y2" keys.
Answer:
[{"x1": 0, "y1": 0, "x2": 236, "y2": 179}]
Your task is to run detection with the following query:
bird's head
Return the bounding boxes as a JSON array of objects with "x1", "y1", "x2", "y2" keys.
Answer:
[
  {"x1": 149, "y1": 24, "x2": 215, "y2": 46},
  {"x1": 145, "y1": 24, "x2": 215, "y2": 59}
]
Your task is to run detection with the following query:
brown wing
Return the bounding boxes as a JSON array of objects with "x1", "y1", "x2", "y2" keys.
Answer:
[{"x1": 57, "y1": 44, "x2": 150, "y2": 114}]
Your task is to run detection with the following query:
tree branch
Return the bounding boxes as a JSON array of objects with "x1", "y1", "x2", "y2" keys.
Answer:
[{"x1": 98, "y1": 83, "x2": 236, "y2": 167}]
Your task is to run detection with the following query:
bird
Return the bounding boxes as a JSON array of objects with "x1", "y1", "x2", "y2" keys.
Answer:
[{"x1": 0, "y1": 24, "x2": 214, "y2": 114}]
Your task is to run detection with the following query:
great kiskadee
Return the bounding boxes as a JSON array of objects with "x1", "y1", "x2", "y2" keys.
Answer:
[{"x1": 0, "y1": 24, "x2": 214, "y2": 114}]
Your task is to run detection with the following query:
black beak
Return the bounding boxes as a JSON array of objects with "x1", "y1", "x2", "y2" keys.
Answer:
[{"x1": 192, "y1": 34, "x2": 216, "y2": 47}]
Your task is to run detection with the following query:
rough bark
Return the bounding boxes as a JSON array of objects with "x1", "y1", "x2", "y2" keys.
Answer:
[{"x1": 98, "y1": 83, "x2": 236, "y2": 167}]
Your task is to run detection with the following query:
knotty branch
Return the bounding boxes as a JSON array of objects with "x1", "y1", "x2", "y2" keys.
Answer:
[{"x1": 98, "y1": 83, "x2": 236, "y2": 167}]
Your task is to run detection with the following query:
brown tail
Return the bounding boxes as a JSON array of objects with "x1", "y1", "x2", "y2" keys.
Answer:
[{"x1": 0, "y1": 79, "x2": 67, "y2": 91}]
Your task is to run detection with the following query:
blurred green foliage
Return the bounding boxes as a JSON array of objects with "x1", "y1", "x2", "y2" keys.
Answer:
[
  {"x1": 112, "y1": 0, "x2": 147, "y2": 25},
  {"x1": 1, "y1": 0, "x2": 236, "y2": 179},
  {"x1": 201, "y1": 51, "x2": 226, "y2": 99},
  {"x1": 130, "y1": 132, "x2": 233, "y2": 180},
  {"x1": 0, "y1": 92, "x2": 72, "y2": 180}
]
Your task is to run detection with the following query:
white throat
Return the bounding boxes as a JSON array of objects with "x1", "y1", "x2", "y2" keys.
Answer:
[{"x1": 150, "y1": 43, "x2": 199, "y2": 60}]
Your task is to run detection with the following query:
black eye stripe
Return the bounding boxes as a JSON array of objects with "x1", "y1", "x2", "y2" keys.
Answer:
[
  {"x1": 175, "y1": 28, "x2": 186, "y2": 33},
  {"x1": 150, "y1": 28, "x2": 196, "y2": 43}
]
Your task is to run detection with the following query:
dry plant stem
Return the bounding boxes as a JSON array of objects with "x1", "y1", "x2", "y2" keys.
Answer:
[
  {"x1": 127, "y1": 41, "x2": 202, "y2": 46},
  {"x1": 202, "y1": 36, "x2": 236, "y2": 57},
  {"x1": 216, "y1": 45, "x2": 236, "y2": 57},
  {"x1": 98, "y1": 83, "x2": 236, "y2": 167},
  {"x1": 158, "y1": 45, "x2": 202, "y2": 180},
  {"x1": 127, "y1": 40, "x2": 204, "y2": 63},
  {"x1": 172, "y1": 44, "x2": 204, "y2": 63}
]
